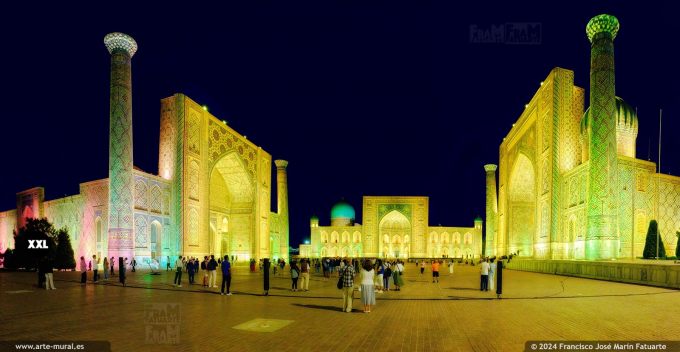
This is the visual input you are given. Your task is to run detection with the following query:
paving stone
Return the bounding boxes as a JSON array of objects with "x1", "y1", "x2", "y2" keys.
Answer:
[{"x1": 0, "y1": 263, "x2": 678, "y2": 351}]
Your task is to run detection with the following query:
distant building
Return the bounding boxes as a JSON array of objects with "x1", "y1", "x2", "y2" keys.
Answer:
[{"x1": 309, "y1": 197, "x2": 482, "y2": 259}]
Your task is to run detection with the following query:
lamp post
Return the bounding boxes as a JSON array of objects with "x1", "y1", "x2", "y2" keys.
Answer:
[{"x1": 656, "y1": 109, "x2": 662, "y2": 259}]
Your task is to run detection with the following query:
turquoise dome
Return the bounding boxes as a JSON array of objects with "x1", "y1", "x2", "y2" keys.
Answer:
[
  {"x1": 330, "y1": 201, "x2": 355, "y2": 220},
  {"x1": 310, "y1": 215, "x2": 319, "y2": 221}
]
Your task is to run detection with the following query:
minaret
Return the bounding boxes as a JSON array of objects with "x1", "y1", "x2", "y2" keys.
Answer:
[
  {"x1": 484, "y1": 164, "x2": 498, "y2": 256},
  {"x1": 585, "y1": 15, "x2": 619, "y2": 259},
  {"x1": 275, "y1": 160, "x2": 289, "y2": 261},
  {"x1": 104, "y1": 33, "x2": 138, "y2": 261}
]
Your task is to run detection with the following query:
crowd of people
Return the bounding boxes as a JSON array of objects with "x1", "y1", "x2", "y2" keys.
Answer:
[
  {"x1": 169, "y1": 255, "x2": 233, "y2": 295},
  {"x1": 40, "y1": 252, "x2": 502, "y2": 312}
]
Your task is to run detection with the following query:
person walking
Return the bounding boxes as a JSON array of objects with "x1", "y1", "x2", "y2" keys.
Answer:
[
  {"x1": 103, "y1": 257, "x2": 109, "y2": 280},
  {"x1": 449, "y1": 260, "x2": 454, "y2": 275},
  {"x1": 208, "y1": 255, "x2": 218, "y2": 288},
  {"x1": 110, "y1": 257, "x2": 115, "y2": 276},
  {"x1": 360, "y1": 260, "x2": 376, "y2": 313},
  {"x1": 166, "y1": 256, "x2": 171, "y2": 271},
  {"x1": 80, "y1": 256, "x2": 87, "y2": 285},
  {"x1": 480, "y1": 258, "x2": 490, "y2": 291},
  {"x1": 131, "y1": 258, "x2": 137, "y2": 272},
  {"x1": 340, "y1": 259, "x2": 355, "y2": 312},
  {"x1": 420, "y1": 261, "x2": 425, "y2": 276},
  {"x1": 174, "y1": 256, "x2": 184, "y2": 287},
  {"x1": 300, "y1": 259, "x2": 310, "y2": 291},
  {"x1": 290, "y1": 261, "x2": 300, "y2": 292},
  {"x1": 431, "y1": 260, "x2": 441, "y2": 283},
  {"x1": 488, "y1": 258, "x2": 496, "y2": 291},
  {"x1": 221, "y1": 255, "x2": 232, "y2": 296}
]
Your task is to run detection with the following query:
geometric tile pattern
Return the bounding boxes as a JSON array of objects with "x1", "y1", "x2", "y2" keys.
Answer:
[
  {"x1": 135, "y1": 178, "x2": 148, "y2": 210},
  {"x1": 106, "y1": 46, "x2": 136, "y2": 254},
  {"x1": 135, "y1": 214, "x2": 148, "y2": 248},
  {"x1": 208, "y1": 120, "x2": 257, "y2": 177},
  {"x1": 658, "y1": 180, "x2": 680, "y2": 251},
  {"x1": 585, "y1": 28, "x2": 619, "y2": 250},
  {"x1": 150, "y1": 185, "x2": 162, "y2": 213}
]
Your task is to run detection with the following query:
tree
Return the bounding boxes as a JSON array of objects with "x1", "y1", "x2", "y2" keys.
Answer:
[
  {"x1": 54, "y1": 228, "x2": 76, "y2": 270},
  {"x1": 12, "y1": 218, "x2": 57, "y2": 270},
  {"x1": 2, "y1": 249, "x2": 16, "y2": 269},
  {"x1": 676, "y1": 231, "x2": 680, "y2": 258},
  {"x1": 642, "y1": 220, "x2": 666, "y2": 259}
]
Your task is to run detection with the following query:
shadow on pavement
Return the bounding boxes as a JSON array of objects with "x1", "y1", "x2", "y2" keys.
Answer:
[
  {"x1": 292, "y1": 303, "x2": 361, "y2": 313},
  {"x1": 445, "y1": 286, "x2": 480, "y2": 291}
]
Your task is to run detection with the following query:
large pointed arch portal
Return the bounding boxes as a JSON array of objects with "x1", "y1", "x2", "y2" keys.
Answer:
[
  {"x1": 508, "y1": 153, "x2": 536, "y2": 257},
  {"x1": 209, "y1": 152, "x2": 255, "y2": 261}
]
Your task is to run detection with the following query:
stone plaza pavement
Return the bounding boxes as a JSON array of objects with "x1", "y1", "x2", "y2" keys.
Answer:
[{"x1": 1, "y1": 262, "x2": 679, "y2": 352}]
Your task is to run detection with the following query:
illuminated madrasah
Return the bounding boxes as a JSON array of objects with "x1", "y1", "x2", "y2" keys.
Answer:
[
  {"x1": 488, "y1": 14, "x2": 679, "y2": 260},
  {"x1": 0, "y1": 33, "x2": 290, "y2": 265},
  {"x1": 301, "y1": 198, "x2": 483, "y2": 258}
]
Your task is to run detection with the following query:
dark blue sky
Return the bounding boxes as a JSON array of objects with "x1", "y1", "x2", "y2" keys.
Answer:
[{"x1": 0, "y1": 2, "x2": 678, "y2": 247}]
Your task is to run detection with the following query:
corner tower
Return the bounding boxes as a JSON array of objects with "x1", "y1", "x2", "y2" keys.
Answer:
[
  {"x1": 104, "y1": 32, "x2": 137, "y2": 260},
  {"x1": 275, "y1": 160, "x2": 290, "y2": 260},
  {"x1": 484, "y1": 164, "x2": 498, "y2": 256},
  {"x1": 585, "y1": 15, "x2": 619, "y2": 259}
]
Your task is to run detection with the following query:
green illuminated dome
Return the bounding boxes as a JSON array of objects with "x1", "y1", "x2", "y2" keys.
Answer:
[
  {"x1": 310, "y1": 215, "x2": 319, "y2": 221},
  {"x1": 330, "y1": 201, "x2": 355, "y2": 220},
  {"x1": 474, "y1": 216, "x2": 483, "y2": 222},
  {"x1": 586, "y1": 14, "x2": 619, "y2": 43},
  {"x1": 580, "y1": 96, "x2": 638, "y2": 133}
]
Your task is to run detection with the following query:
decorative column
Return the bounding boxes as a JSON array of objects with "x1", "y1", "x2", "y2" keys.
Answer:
[
  {"x1": 104, "y1": 33, "x2": 138, "y2": 261},
  {"x1": 484, "y1": 164, "x2": 498, "y2": 256},
  {"x1": 585, "y1": 15, "x2": 619, "y2": 260},
  {"x1": 275, "y1": 160, "x2": 289, "y2": 261}
]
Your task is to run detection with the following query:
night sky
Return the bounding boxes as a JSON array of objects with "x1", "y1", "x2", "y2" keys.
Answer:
[{"x1": 1, "y1": 2, "x2": 678, "y2": 247}]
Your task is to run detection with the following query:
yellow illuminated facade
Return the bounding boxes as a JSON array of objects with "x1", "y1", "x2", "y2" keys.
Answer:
[
  {"x1": 490, "y1": 15, "x2": 679, "y2": 260},
  {"x1": 0, "y1": 34, "x2": 289, "y2": 266},
  {"x1": 309, "y1": 197, "x2": 482, "y2": 259}
]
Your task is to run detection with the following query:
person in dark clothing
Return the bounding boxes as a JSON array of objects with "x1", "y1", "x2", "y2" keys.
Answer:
[
  {"x1": 220, "y1": 255, "x2": 232, "y2": 295},
  {"x1": 131, "y1": 258, "x2": 136, "y2": 272},
  {"x1": 290, "y1": 262, "x2": 300, "y2": 292},
  {"x1": 187, "y1": 258, "x2": 196, "y2": 284},
  {"x1": 80, "y1": 256, "x2": 87, "y2": 284},
  {"x1": 110, "y1": 257, "x2": 115, "y2": 276},
  {"x1": 201, "y1": 256, "x2": 209, "y2": 287},
  {"x1": 208, "y1": 255, "x2": 218, "y2": 288},
  {"x1": 37, "y1": 258, "x2": 45, "y2": 289},
  {"x1": 119, "y1": 257, "x2": 127, "y2": 287}
]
